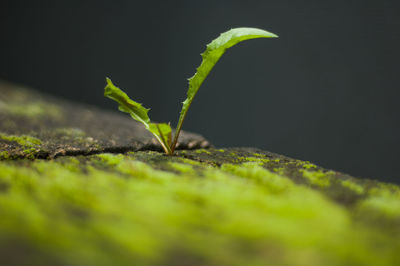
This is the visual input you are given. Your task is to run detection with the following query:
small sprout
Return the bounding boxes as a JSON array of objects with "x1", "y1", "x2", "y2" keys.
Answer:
[{"x1": 105, "y1": 27, "x2": 278, "y2": 155}]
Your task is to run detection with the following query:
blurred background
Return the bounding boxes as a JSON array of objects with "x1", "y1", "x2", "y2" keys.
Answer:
[{"x1": 1, "y1": 1, "x2": 399, "y2": 183}]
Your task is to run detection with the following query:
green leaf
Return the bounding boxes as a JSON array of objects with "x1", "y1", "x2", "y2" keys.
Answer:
[
  {"x1": 171, "y1": 27, "x2": 278, "y2": 152},
  {"x1": 104, "y1": 78, "x2": 172, "y2": 154},
  {"x1": 148, "y1": 122, "x2": 172, "y2": 148},
  {"x1": 104, "y1": 78, "x2": 150, "y2": 125}
]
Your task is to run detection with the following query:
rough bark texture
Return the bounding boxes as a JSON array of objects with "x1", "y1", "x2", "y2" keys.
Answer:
[{"x1": 0, "y1": 81, "x2": 399, "y2": 266}]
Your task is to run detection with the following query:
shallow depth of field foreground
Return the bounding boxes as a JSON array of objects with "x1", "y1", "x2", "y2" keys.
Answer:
[{"x1": 0, "y1": 82, "x2": 399, "y2": 265}]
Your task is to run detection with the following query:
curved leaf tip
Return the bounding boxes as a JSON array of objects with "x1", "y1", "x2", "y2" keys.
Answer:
[
  {"x1": 207, "y1": 27, "x2": 278, "y2": 50},
  {"x1": 171, "y1": 27, "x2": 278, "y2": 152}
]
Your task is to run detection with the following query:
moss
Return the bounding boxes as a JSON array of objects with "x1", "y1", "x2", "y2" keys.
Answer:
[
  {"x1": 0, "y1": 151, "x2": 10, "y2": 159},
  {"x1": 301, "y1": 170, "x2": 332, "y2": 188},
  {"x1": 357, "y1": 186, "x2": 400, "y2": 219},
  {"x1": 177, "y1": 157, "x2": 203, "y2": 166},
  {"x1": 0, "y1": 152, "x2": 399, "y2": 265},
  {"x1": 229, "y1": 152, "x2": 237, "y2": 157},
  {"x1": 358, "y1": 195, "x2": 400, "y2": 218},
  {"x1": 297, "y1": 161, "x2": 318, "y2": 169},
  {"x1": 1, "y1": 102, "x2": 62, "y2": 120},
  {"x1": 340, "y1": 179, "x2": 365, "y2": 195},
  {"x1": 221, "y1": 163, "x2": 293, "y2": 193},
  {"x1": 97, "y1": 153, "x2": 126, "y2": 167},
  {"x1": 22, "y1": 148, "x2": 38, "y2": 159},
  {"x1": 54, "y1": 157, "x2": 82, "y2": 173},
  {"x1": 0, "y1": 133, "x2": 42, "y2": 147},
  {"x1": 272, "y1": 167, "x2": 286, "y2": 176},
  {"x1": 0, "y1": 133, "x2": 42, "y2": 160},
  {"x1": 0, "y1": 180, "x2": 10, "y2": 193},
  {"x1": 195, "y1": 149, "x2": 211, "y2": 155},
  {"x1": 236, "y1": 156, "x2": 270, "y2": 164},
  {"x1": 168, "y1": 162, "x2": 196, "y2": 174}
]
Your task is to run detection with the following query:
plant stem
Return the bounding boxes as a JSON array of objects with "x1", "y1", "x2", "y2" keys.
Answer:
[
  {"x1": 155, "y1": 134, "x2": 172, "y2": 155},
  {"x1": 156, "y1": 124, "x2": 173, "y2": 155},
  {"x1": 171, "y1": 101, "x2": 192, "y2": 154}
]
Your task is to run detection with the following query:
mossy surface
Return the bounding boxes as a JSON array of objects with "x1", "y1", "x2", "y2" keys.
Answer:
[
  {"x1": 0, "y1": 133, "x2": 42, "y2": 159},
  {"x1": 0, "y1": 81, "x2": 210, "y2": 159},
  {"x1": 1, "y1": 81, "x2": 399, "y2": 265},
  {"x1": 0, "y1": 149, "x2": 399, "y2": 266},
  {"x1": 0, "y1": 134, "x2": 42, "y2": 147}
]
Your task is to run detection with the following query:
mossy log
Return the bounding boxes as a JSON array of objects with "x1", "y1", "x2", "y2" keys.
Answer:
[{"x1": 0, "y1": 81, "x2": 399, "y2": 266}]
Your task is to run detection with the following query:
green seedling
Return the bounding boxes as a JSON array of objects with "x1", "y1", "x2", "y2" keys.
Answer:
[{"x1": 105, "y1": 27, "x2": 278, "y2": 155}]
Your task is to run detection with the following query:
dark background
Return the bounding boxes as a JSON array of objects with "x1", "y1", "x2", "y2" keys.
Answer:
[{"x1": 1, "y1": 1, "x2": 399, "y2": 183}]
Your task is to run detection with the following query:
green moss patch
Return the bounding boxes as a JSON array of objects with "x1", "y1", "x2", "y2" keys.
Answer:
[
  {"x1": 301, "y1": 169, "x2": 333, "y2": 188},
  {"x1": 0, "y1": 133, "x2": 42, "y2": 147},
  {"x1": 0, "y1": 133, "x2": 42, "y2": 160},
  {"x1": 0, "y1": 152, "x2": 399, "y2": 265}
]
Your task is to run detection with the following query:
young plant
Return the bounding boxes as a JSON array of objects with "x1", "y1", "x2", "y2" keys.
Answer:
[{"x1": 105, "y1": 27, "x2": 278, "y2": 155}]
